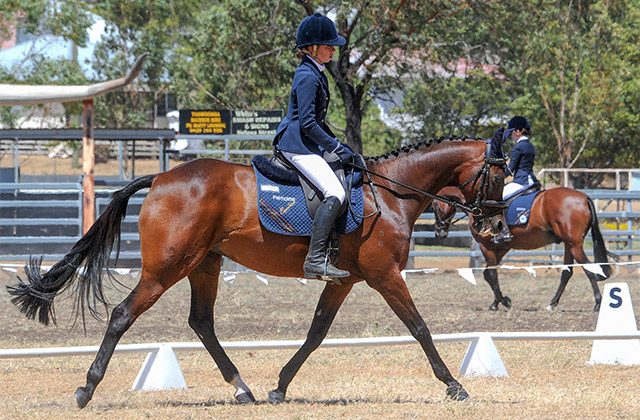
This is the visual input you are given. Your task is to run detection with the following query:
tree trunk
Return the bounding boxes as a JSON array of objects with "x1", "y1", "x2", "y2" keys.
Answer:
[
  {"x1": 342, "y1": 87, "x2": 364, "y2": 154},
  {"x1": 328, "y1": 60, "x2": 365, "y2": 154}
]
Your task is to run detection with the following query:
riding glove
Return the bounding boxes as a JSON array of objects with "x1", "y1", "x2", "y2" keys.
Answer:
[{"x1": 332, "y1": 143, "x2": 355, "y2": 163}]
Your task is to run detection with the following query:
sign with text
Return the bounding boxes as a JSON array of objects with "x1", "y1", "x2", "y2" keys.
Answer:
[
  {"x1": 178, "y1": 109, "x2": 282, "y2": 136},
  {"x1": 179, "y1": 110, "x2": 231, "y2": 135},
  {"x1": 231, "y1": 110, "x2": 282, "y2": 135}
]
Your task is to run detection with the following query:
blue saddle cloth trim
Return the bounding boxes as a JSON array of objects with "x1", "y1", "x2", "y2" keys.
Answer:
[
  {"x1": 251, "y1": 156, "x2": 364, "y2": 236},
  {"x1": 506, "y1": 191, "x2": 542, "y2": 226}
]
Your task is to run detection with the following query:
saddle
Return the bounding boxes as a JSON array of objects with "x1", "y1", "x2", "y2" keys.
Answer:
[
  {"x1": 251, "y1": 153, "x2": 364, "y2": 236},
  {"x1": 504, "y1": 182, "x2": 542, "y2": 226}
]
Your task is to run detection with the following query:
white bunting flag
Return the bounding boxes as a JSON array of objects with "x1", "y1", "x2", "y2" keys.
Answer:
[
  {"x1": 583, "y1": 263, "x2": 606, "y2": 277},
  {"x1": 457, "y1": 268, "x2": 477, "y2": 285}
]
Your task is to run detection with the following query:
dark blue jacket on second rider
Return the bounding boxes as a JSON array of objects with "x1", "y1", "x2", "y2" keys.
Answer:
[
  {"x1": 508, "y1": 138, "x2": 538, "y2": 185},
  {"x1": 274, "y1": 55, "x2": 339, "y2": 156}
]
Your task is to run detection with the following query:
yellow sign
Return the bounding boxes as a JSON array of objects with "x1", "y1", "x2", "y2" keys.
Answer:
[{"x1": 179, "y1": 110, "x2": 231, "y2": 135}]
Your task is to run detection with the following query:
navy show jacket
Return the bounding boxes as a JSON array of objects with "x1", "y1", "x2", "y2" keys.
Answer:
[
  {"x1": 508, "y1": 138, "x2": 538, "y2": 185},
  {"x1": 274, "y1": 55, "x2": 339, "y2": 156}
]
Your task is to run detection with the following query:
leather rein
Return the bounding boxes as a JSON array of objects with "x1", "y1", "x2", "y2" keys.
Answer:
[{"x1": 347, "y1": 143, "x2": 507, "y2": 222}]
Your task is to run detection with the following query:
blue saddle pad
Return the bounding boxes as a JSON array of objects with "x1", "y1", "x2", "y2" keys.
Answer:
[
  {"x1": 506, "y1": 191, "x2": 542, "y2": 226},
  {"x1": 251, "y1": 156, "x2": 364, "y2": 236}
]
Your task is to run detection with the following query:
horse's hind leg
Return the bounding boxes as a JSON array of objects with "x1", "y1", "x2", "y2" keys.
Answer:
[
  {"x1": 269, "y1": 282, "x2": 354, "y2": 404},
  {"x1": 571, "y1": 245, "x2": 603, "y2": 312},
  {"x1": 369, "y1": 273, "x2": 469, "y2": 401},
  {"x1": 548, "y1": 246, "x2": 574, "y2": 311},
  {"x1": 74, "y1": 272, "x2": 172, "y2": 408},
  {"x1": 187, "y1": 252, "x2": 255, "y2": 403}
]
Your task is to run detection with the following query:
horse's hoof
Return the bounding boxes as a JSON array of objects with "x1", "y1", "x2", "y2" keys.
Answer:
[
  {"x1": 74, "y1": 387, "x2": 91, "y2": 409},
  {"x1": 488, "y1": 303, "x2": 498, "y2": 311},
  {"x1": 545, "y1": 305, "x2": 554, "y2": 312},
  {"x1": 593, "y1": 303, "x2": 601, "y2": 312},
  {"x1": 446, "y1": 384, "x2": 470, "y2": 401},
  {"x1": 502, "y1": 296, "x2": 512, "y2": 309},
  {"x1": 234, "y1": 390, "x2": 256, "y2": 404},
  {"x1": 268, "y1": 389, "x2": 285, "y2": 404}
]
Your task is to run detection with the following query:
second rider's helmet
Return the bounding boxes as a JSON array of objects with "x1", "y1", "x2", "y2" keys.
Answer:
[{"x1": 296, "y1": 13, "x2": 346, "y2": 48}]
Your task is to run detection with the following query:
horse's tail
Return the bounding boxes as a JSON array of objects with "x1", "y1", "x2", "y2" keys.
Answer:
[
  {"x1": 587, "y1": 196, "x2": 612, "y2": 280},
  {"x1": 6, "y1": 174, "x2": 156, "y2": 326}
]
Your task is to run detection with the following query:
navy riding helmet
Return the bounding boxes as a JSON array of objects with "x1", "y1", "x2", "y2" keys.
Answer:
[
  {"x1": 296, "y1": 13, "x2": 346, "y2": 48},
  {"x1": 502, "y1": 115, "x2": 532, "y2": 141},
  {"x1": 508, "y1": 116, "x2": 531, "y2": 131}
]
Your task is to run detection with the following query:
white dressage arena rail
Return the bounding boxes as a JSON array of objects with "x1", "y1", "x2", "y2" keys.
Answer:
[
  {"x1": 1, "y1": 283, "x2": 638, "y2": 389},
  {"x1": 2, "y1": 331, "x2": 640, "y2": 359}
]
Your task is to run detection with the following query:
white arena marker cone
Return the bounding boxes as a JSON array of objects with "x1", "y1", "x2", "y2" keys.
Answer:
[
  {"x1": 458, "y1": 333, "x2": 508, "y2": 377},
  {"x1": 589, "y1": 283, "x2": 640, "y2": 366},
  {"x1": 131, "y1": 344, "x2": 188, "y2": 391}
]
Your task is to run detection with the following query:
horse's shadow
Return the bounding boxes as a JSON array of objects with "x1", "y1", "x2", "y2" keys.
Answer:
[{"x1": 165, "y1": 396, "x2": 432, "y2": 407}]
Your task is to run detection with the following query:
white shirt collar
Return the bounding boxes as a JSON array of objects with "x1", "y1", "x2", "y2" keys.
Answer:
[
  {"x1": 516, "y1": 136, "x2": 529, "y2": 143},
  {"x1": 310, "y1": 58, "x2": 325, "y2": 72}
]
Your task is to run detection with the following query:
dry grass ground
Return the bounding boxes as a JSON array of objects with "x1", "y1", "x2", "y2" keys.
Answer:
[
  {"x1": 1, "y1": 266, "x2": 639, "y2": 420},
  {"x1": 2, "y1": 153, "x2": 640, "y2": 418}
]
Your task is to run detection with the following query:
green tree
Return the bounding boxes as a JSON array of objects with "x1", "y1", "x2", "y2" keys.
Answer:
[
  {"x1": 0, "y1": 0, "x2": 93, "y2": 127},
  {"x1": 168, "y1": 1, "x2": 484, "y2": 153},
  {"x1": 89, "y1": 0, "x2": 206, "y2": 128},
  {"x1": 389, "y1": 0, "x2": 640, "y2": 174},
  {"x1": 0, "y1": 0, "x2": 92, "y2": 47}
]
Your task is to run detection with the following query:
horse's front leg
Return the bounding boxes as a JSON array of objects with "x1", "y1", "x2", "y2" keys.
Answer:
[
  {"x1": 368, "y1": 273, "x2": 469, "y2": 401},
  {"x1": 480, "y1": 245, "x2": 511, "y2": 310},
  {"x1": 268, "y1": 282, "x2": 354, "y2": 404},
  {"x1": 483, "y1": 268, "x2": 511, "y2": 311},
  {"x1": 187, "y1": 252, "x2": 255, "y2": 403}
]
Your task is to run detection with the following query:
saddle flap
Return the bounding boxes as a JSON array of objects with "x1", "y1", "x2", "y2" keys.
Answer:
[
  {"x1": 251, "y1": 155, "x2": 364, "y2": 236},
  {"x1": 505, "y1": 191, "x2": 542, "y2": 226}
]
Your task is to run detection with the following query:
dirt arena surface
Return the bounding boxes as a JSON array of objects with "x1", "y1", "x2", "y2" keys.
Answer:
[{"x1": 1, "y1": 259, "x2": 639, "y2": 419}]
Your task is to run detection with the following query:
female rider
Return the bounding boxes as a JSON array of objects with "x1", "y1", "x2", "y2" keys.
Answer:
[
  {"x1": 493, "y1": 115, "x2": 538, "y2": 243},
  {"x1": 273, "y1": 13, "x2": 353, "y2": 280}
]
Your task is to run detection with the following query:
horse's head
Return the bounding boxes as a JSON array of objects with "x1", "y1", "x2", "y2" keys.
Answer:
[
  {"x1": 455, "y1": 140, "x2": 507, "y2": 237},
  {"x1": 361, "y1": 137, "x2": 506, "y2": 238}
]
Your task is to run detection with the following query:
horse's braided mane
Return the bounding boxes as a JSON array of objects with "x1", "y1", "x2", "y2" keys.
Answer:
[{"x1": 364, "y1": 135, "x2": 482, "y2": 161}]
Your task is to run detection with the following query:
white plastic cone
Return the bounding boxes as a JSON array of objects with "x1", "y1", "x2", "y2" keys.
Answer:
[
  {"x1": 458, "y1": 333, "x2": 508, "y2": 377},
  {"x1": 589, "y1": 283, "x2": 640, "y2": 366},
  {"x1": 131, "y1": 344, "x2": 188, "y2": 391}
]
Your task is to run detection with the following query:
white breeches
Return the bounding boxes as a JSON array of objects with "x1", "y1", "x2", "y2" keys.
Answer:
[
  {"x1": 503, "y1": 175, "x2": 534, "y2": 200},
  {"x1": 281, "y1": 151, "x2": 346, "y2": 204}
]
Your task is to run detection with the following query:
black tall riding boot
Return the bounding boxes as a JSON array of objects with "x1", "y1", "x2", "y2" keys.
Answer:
[{"x1": 303, "y1": 196, "x2": 350, "y2": 280}]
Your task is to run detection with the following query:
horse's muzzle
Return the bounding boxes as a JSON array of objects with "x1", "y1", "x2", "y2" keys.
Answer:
[{"x1": 472, "y1": 213, "x2": 506, "y2": 237}]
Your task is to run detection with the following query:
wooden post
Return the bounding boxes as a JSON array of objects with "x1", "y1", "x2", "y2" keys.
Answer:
[{"x1": 82, "y1": 99, "x2": 95, "y2": 233}]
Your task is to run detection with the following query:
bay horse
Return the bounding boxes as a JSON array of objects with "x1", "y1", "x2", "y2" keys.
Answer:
[
  {"x1": 8, "y1": 137, "x2": 506, "y2": 408},
  {"x1": 432, "y1": 186, "x2": 612, "y2": 312}
]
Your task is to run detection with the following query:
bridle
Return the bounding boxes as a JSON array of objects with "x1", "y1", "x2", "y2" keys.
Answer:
[
  {"x1": 456, "y1": 142, "x2": 508, "y2": 219},
  {"x1": 346, "y1": 142, "x2": 507, "y2": 223}
]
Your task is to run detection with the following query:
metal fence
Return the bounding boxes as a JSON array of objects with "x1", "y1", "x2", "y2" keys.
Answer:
[{"x1": 1, "y1": 182, "x2": 639, "y2": 268}]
